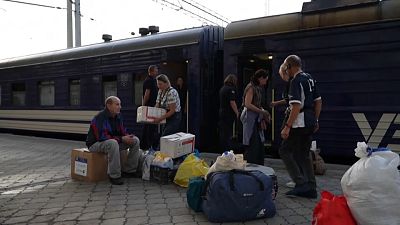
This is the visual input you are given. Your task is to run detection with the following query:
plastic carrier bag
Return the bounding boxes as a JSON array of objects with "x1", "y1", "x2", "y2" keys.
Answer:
[
  {"x1": 151, "y1": 152, "x2": 173, "y2": 169},
  {"x1": 310, "y1": 149, "x2": 327, "y2": 175},
  {"x1": 312, "y1": 191, "x2": 356, "y2": 225},
  {"x1": 173, "y1": 153, "x2": 209, "y2": 187},
  {"x1": 340, "y1": 142, "x2": 400, "y2": 225},
  {"x1": 206, "y1": 150, "x2": 246, "y2": 177}
]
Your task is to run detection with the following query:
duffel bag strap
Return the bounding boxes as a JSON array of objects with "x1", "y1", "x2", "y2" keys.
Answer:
[
  {"x1": 229, "y1": 169, "x2": 264, "y2": 191},
  {"x1": 202, "y1": 172, "x2": 217, "y2": 199}
]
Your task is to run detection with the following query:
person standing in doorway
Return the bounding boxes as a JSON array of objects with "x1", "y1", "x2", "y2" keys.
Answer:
[
  {"x1": 141, "y1": 65, "x2": 158, "y2": 150},
  {"x1": 153, "y1": 74, "x2": 182, "y2": 137},
  {"x1": 279, "y1": 55, "x2": 322, "y2": 198},
  {"x1": 175, "y1": 76, "x2": 187, "y2": 132},
  {"x1": 270, "y1": 64, "x2": 291, "y2": 109},
  {"x1": 218, "y1": 74, "x2": 239, "y2": 153},
  {"x1": 271, "y1": 64, "x2": 296, "y2": 188},
  {"x1": 240, "y1": 69, "x2": 271, "y2": 165}
]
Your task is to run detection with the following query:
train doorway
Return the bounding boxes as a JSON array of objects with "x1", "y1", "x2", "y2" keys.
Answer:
[
  {"x1": 237, "y1": 53, "x2": 274, "y2": 154},
  {"x1": 159, "y1": 61, "x2": 188, "y2": 132}
]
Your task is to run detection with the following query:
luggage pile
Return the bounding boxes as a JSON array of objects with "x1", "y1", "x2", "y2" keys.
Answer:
[
  {"x1": 137, "y1": 132, "x2": 278, "y2": 223},
  {"x1": 186, "y1": 150, "x2": 277, "y2": 223},
  {"x1": 140, "y1": 132, "x2": 196, "y2": 184}
]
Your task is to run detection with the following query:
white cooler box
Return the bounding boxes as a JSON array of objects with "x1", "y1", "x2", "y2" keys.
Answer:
[
  {"x1": 160, "y1": 132, "x2": 195, "y2": 158},
  {"x1": 137, "y1": 106, "x2": 166, "y2": 124}
]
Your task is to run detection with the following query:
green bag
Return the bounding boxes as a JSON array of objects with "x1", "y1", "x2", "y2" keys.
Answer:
[{"x1": 186, "y1": 176, "x2": 205, "y2": 212}]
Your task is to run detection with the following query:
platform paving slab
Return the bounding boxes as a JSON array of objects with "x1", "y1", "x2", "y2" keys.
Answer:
[{"x1": 0, "y1": 133, "x2": 350, "y2": 225}]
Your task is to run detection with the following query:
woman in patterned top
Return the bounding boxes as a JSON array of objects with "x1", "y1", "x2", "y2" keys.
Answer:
[{"x1": 153, "y1": 74, "x2": 182, "y2": 137}]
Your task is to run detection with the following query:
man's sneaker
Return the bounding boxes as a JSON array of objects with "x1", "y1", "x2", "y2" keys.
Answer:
[
  {"x1": 285, "y1": 187, "x2": 317, "y2": 199},
  {"x1": 122, "y1": 171, "x2": 140, "y2": 178},
  {"x1": 297, "y1": 189, "x2": 318, "y2": 199},
  {"x1": 285, "y1": 189, "x2": 299, "y2": 198},
  {"x1": 109, "y1": 176, "x2": 124, "y2": 185},
  {"x1": 285, "y1": 181, "x2": 296, "y2": 188}
]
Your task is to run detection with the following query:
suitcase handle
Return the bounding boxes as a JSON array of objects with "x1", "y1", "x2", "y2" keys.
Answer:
[{"x1": 229, "y1": 170, "x2": 264, "y2": 191}]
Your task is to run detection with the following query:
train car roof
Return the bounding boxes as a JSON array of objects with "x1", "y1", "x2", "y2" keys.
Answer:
[
  {"x1": 225, "y1": 0, "x2": 400, "y2": 40},
  {"x1": 0, "y1": 26, "x2": 210, "y2": 69}
]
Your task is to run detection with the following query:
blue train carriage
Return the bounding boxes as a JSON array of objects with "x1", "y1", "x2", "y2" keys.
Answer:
[
  {"x1": 0, "y1": 26, "x2": 224, "y2": 151},
  {"x1": 223, "y1": 0, "x2": 400, "y2": 162}
]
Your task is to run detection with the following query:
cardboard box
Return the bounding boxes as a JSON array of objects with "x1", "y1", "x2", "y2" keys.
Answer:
[
  {"x1": 71, "y1": 148, "x2": 108, "y2": 182},
  {"x1": 160, "y1": 132, "x2": 195, "y2": 158},
  {"x1": 137, "y1": 106, "x2": 166, "y2": 124}
]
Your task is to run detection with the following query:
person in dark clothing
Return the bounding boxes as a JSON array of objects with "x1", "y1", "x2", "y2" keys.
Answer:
[
  {"x1": 86, "y1": 96, "x2": 141, "y2": 185},
  {"x1": 240, "y1": 69, "x2": 271, "y2": 165},
  {"x1": 271, "y1": 63, "x2": 296, "y2": 188},
  {"x1": 141, "y1": 65, "x2": 158, "y2": 150},
  {"x1": 279, "y1": 55, "x2": 322, "y2": 199},
  {"x1": 271, "y1": 64, "x2": 294, "y2": 131},
  {"x1": 175, "y1": 76, "x2": 187, "y2": 132},
  {"x1": 271, "y1": 64, "x2": 291, "y2": 109},
  {"x1": 218, "y1": 74, "x2": 239, "y2": 153}
]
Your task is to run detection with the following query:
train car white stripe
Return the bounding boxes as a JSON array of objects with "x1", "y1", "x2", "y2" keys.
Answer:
[
  {"x1": 0, "y1": 120, "x2": 89, "y2": 134},
  {"x1": 0, "y1": 110, "x2": 98, "y2": 121}
]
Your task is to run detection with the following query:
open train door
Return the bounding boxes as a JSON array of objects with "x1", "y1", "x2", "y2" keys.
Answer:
[
  {"x1": 236, "y1": 53, "x2": 274, "y2": 156},
  {"x1": 158, "y1": 60, "x2": 188, "y2": 132}
]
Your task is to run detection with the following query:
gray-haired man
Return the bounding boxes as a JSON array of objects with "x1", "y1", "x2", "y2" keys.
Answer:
[{"x1": 86, "y1": 96, "x2": 141, "y2": 185}]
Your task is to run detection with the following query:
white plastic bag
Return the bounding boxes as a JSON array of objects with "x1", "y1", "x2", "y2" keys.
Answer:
[
  {"x1": 341, "y1": 142, "x2": 400, "y2": 225},
  {"x1": 142, "y1": 151, "x2": 156, "y2": 181},
  {"x1": 151, "y1": 152, "x2": 174, "y2": 169},
  {"x1": 206, "y1": 151, "x2": 246, "y2": 178}
]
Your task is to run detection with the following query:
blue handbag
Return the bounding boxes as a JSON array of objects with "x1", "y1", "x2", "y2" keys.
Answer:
[{"x1": 202, "y1": 170, "x2": 276, "y2": 222}]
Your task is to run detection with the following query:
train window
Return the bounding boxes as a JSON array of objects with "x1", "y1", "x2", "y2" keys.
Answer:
[
  {"x1": 12, "y1": 83, "x2": 26, "y2": 106},
  {"x1": 39, "y1": 81, "x2": 55, "y2": 106},
  {"x1": 103, "y1": 76, "x2": 117, "y2": 100},
  {"x1": 134, "y1": 73, "x2": 147, "y2": 106},
  {"x1": 69, "y1": 79, "x2": 80, "y2": 106}
]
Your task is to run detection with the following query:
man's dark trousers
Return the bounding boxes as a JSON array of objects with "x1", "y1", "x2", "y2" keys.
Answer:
[{"x1": 279, "y1": 127, "x2": 316, "y2": 189}]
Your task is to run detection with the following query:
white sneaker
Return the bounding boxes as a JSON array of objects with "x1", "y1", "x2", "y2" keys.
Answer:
[{"x1": 286, "y1": 181, "x2": 296, "y2": 188}]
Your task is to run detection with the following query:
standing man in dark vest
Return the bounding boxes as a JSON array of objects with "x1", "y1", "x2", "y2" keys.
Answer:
[
  {"x1": 141, "y1": 65, "x2": 159, "y2": 150},
  {"x1": 279, "y1": 55, "x2": 322, "y2": 198}
]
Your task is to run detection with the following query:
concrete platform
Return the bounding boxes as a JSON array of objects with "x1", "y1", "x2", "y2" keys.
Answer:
[{"x1": 0, "y1": 133, "x2": 350, "y2": 225}]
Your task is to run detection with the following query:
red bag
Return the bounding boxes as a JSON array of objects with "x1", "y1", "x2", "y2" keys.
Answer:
[{"x1": 312, "y1": 191, "x2": 356, "y2": 225}]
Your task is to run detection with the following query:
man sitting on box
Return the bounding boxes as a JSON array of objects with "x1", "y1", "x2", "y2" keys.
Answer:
[{"x1": 86, "y1": 96, "x2": 141, "y2": 185}]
